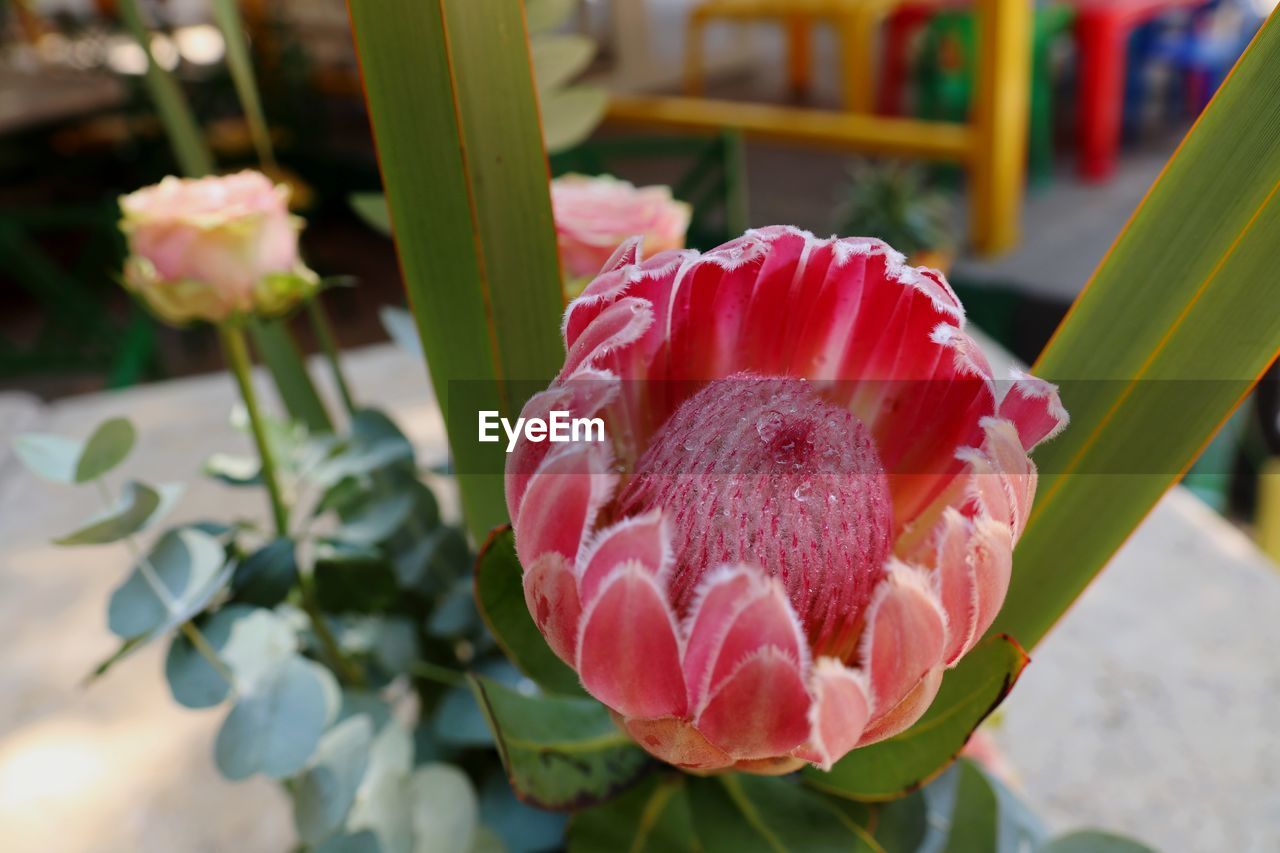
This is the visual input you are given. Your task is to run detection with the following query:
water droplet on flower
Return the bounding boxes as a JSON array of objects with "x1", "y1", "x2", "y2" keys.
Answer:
[
  {"x1": 756, "y1": 410, "x2": 784, "y2": 443},
  {"x1": 793, "y1": 483, "x2": 812, "y2": 502}
]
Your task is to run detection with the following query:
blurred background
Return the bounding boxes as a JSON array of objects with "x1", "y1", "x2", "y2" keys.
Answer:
[{"x1": 3, "y1": 1, "x2": 1280, "y2": 850}]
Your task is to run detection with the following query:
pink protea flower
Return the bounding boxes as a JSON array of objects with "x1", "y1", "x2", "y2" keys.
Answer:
[{"x1": 505, "y1": 227, "x2": 1067, "y2": 775}]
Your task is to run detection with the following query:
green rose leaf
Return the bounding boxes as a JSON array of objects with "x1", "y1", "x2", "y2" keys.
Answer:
[
  {"x1": 473, "y1": 526, "x2": 584, "y2": 697},
  {"x1": 294, "y1": 715, "x2": 376, "y2": 846},
  {"x1": 687, "y1": 775, "x2": 881, "y2": 853},
  {"x1": 468, "y1": 673, "x2": 651, "y2": 810},
  {"x1": 107, "y1": 527, "x2": 230, "y2": 640},
  {"x1": 805, "y1": 635, "x2": 1030, "y2": 802},
  {"x1": 55, "y1": 480, "x2": 182, "y2": 546},
  {"x1": 164, "y1": 604, "x2": 297, "y2": 709},
  {"x1": 231, "y1": 537, "x2": 299, "y2": 607},
  {"x1": 214, "y1": 655, "x2": 340, "y2": 780},
  {"x1": 75, "y1": 418, "x2": 136, "y2": 482},
  {"x1": 568, "y1": 775, "x2": 695, "y2": 853}
]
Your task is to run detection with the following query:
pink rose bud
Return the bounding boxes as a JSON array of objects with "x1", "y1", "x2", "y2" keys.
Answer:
[
  {"x1": 119, "y1": 170, "x2": 318, "y2": 325},
  {"x1": 550, "y1": 174, "x2": 692, "y2": 289},
  {"x1": 506, "y1": 228, "x2": 1068, "y2": 775}
]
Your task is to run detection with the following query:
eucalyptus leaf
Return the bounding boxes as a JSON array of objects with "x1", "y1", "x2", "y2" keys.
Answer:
[
  {"x1": 532, "y1": 35, "x2": 596, "y2": 93},
  {"x1": 1039, "y1": 832, "x2": 1156, "y2": 853},
  {"x1": 333, "y1": 493, "x2": 414, "y2": 547},
  {"x1": 526, "y1": 0, "x2": 574, "y2": 33},
  {"x1": 295, "y1": 715, "x2": 376, "y2": 846},
  {"x1": 55, "y1": 481, "x2": 182, "y2": 546},
  {"x1": 75, "y1": 418, "x2": 135, "y2": 482},
  {"x1": 214, "y1": 655, "x2": 340, "y2": 780},
  {"x1": 380, "y1": 306, "x2": 424, "y2": 360},
  {"x1": 346, "y1": 719, "x2": 415, "y2": 853},
  {"x1": 434, "y1": 685, "x2": 495, "y2": 748},
  {"x1": 410, "y1": 763, "x2": 479, "y2": 853},
  {"x1": 351, "y1": 192, "x2": 393, "y2": 237},
  {"x1": 480, "y1": 772, "x2": 567, "y2": 853},
  {"x1": 13, "y1": 432, "x2": 83, "y2": 483},
  {"x1": 429, "y1": 579, "x2": 481, "y2": 638},
  {"x1": 232, "y1": 538, "x2": 299, "y2": 607},
  {"x1": 165, "y1": 605, "x2": 296, "y2": 708},
  {"x1": 941, "y1": 761, "x2": 998, "y2": 853},
  {"x1": 541, "y1": 87, "x2": 609, "y2": 154},
  {"x1": 107, "y1": 527, "x2": 229, "y2": 640},
  {"x1": 474, "y1": 527, "x2": 583, "y2": 696},
  {"x1": 468, "y1": 673, "x2": 650, "y2": 810},
  {"x1": 804, "y1": 635, "x2": 1030, "y2": 801},
  {"x1": 205, "y1": 452, "x2": 261, "y2": 486}
]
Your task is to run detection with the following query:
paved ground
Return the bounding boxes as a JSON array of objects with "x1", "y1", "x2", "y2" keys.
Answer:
[{"x1": 2, "y1": 344, "x2": 1279, "y2": 852}]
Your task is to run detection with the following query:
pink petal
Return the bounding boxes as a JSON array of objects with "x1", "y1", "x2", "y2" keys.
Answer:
[
  {"x1": 999, "y1": 370, "x2": 1069, "y2": 450},
  {"x1": 576, "y1": 562, "x2": 687, "y2": 719},
  {"x1": 878, "y1": 325, "x2": 997, "y2": 529},
  {"x1": 695, "y1": 646, "x2": 812, "y2": 759},
  {"x1": 514, "y1": 443, "x2": 615, "y2": 568},
  {"x1": 558, "y1": 296, "x2": 654, "y2": 381},
  {"x1": 577, "y1": 510, "x2": 672, "y2": 608},
  {"x1": 563, "y1": 250, "x2": 690, "y2": 358},
  {"x1": 928, "y1": 509, "x2": 1014, "y2": 665},
  {"x1": 522, "y1": 552, "x2": 582, "y2": 665},
  {"x1": 960, "y1": 418, "x2": 1037, "y2": 539},
  {"x1": 860, "y1": 561, "x2": 947, "y2": 724},
  {"x1": 858, "y1": 665, "x2": 944, "y2": 745},
  {"x1": 505, "y1": 370, "x2": 617, "y2": 522},
  {"x1": 795, "y1": 658, "x2": 872, "y2": 770},
  {"x1": 682, "y1": 568, "x2": 809, "y2": 710},
  {"x1": 619, "y1": 715, "x2": 734, "y2": 771},
  {"x1": 737, "y1": 227, "x2": 818, "y2": 375}
]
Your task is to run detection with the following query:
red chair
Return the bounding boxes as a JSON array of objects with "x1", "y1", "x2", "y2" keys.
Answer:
[{"x1": 1072, "y1": 0, "x2": 1208, "y2": 181}]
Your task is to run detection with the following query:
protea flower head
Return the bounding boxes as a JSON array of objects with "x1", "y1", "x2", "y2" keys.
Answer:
[{"x1": 505, "y1": 227, "x2": 1067, "y2": 775}]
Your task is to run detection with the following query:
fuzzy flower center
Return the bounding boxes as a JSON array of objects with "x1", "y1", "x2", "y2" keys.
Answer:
[{"x1": 617, "y1": 375, "x2": 893, "y2": 659}]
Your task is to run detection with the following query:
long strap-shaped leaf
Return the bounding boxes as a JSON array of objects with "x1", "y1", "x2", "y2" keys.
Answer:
[
  {"x1": 994, "y1": 10, "x2": 1280, "y2": 648},
  {"x1": 346, "y1": 0, "x2": 566, "y2": 540}
]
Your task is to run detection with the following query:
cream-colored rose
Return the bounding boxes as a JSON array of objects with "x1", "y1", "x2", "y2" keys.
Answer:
[
  {"x1": 119, "y1": 171, "x2": 318, "y2": 325},
  {"x1": 551, "y1": 174, "x2": 692, "y2": 289}
]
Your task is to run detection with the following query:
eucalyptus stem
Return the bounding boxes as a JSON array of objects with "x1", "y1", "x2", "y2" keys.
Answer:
[
  {"x1": 306, "y1": 298, "x2": 357, "y2": 415},
  {"x1": 219, "y1": 323, "x2": 362, "y2": 685},
  {"x1": 219, "y1": 324, "x2": 289, "y2": 535}
]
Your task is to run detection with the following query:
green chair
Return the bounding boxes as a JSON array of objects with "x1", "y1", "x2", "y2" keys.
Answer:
[{"x1": 914, "y1": 3, "x2": 1076, "y2": 187}]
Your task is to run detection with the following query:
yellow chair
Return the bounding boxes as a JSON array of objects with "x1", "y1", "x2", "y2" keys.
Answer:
[
  {"x1": 613, "y1": 0, "x2": 1031, "y2": 255},
  {"x1": 686, "y1": 0, "x2": 914, "y2": 113}
]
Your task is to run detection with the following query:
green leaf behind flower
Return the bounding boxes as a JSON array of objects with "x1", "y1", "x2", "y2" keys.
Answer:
[
  {"x1": 468, "y1": 673, "x2": 650, "y2": 810},
  {"x1": 805, "y1": 635, "x2": 1029, "y2": 802}
]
